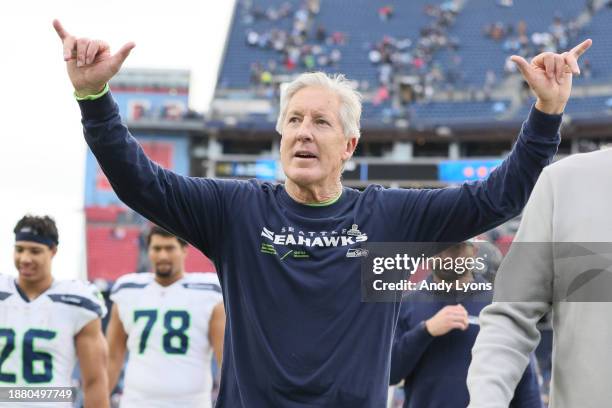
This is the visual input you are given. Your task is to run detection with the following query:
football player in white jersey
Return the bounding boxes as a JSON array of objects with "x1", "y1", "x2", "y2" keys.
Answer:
[
  {"x1": 0, "y1": 215, "x2": 109, "y2": 408},
  {"x1": 106, "y1": 225, "x2": 225, "y2": 408}
]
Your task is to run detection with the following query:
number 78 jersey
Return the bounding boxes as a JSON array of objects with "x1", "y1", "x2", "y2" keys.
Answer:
[
  {"x1": 0, "y1": 274, "x2": 106, "y2": 408},
  {"x1": 110, "y1": 272, "x2": 222, "y2": 407}
]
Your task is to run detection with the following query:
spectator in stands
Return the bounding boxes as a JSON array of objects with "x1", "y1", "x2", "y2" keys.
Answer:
[
  {"x1": 241, "y1": 0, "x2": 345, "y2": 85},
  {"x1": 586, "y1": 0, "x2": 595, "y2": 15},
  {"x1": 260, "y1": 70, "x2": 273, "y2": 87},
  {"x1": 390, "y1": 241, "x2": 543, "y2": 408},
  {"x1": 329, "y1": 31, "x2": 346, "y2": 46},
  {"x1": 249, "y1": 62, "x2": 262, "y2": 87},
  {"x1": 488, "y1": 14, "x2": 584, "y2": 85},
  {"x1": 373, "y1": 85, "x2": 390, "y2": 106},
  {"x1": 55, "y1": 18, "x2": 590, "y2": 406},
  {"x1": 369, "y1": 48, "x2": 382, "y2": 64},
  {"x1": 549, "y1": 16, "x2": 568, "y2": 49},
  {"x1": 367, "y1": 1, "x2": 463, "y2": 102},
  {"x1": 307, "y1": 0, "x2": 320, "y2": 15},
  {"x1": 582, "y1": 57, "x2": 592, "y2": 78},
  {"x1": 303, "y1": 53, "x2": 315, "y2": 70},
  {"x1": 485, "y1": 22, "x2": 507, "y2": 41},
  {"x1": 315, "y1": 25, "x2": 326, "y2": 43},
  {"x1": 329, "y1": 49, "x2": 342, "y2": 67},
  {"x1": 378, "y1": 5, "x2": 394, "y2": 21},
  {"x1": 484, "y1": 70, "x2": 497, "y2": 99}
]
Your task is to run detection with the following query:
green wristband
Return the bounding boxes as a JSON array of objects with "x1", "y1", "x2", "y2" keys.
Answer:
[{"x1": 74, "y1": 84, "x2": 110, "y2": 101}]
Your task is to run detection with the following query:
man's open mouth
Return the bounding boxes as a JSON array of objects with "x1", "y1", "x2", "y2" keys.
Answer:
[{"x1": 294, "y1": 151, "x2": 318, "y2": 159}]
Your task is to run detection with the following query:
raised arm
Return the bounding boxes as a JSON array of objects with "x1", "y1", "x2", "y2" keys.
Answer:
[
  {"x1": 389, "y1": 40, "x2": 591, "y2": 243},
  {"x1": 54, "y1": 20, "x2": 232, "y2": 257}
]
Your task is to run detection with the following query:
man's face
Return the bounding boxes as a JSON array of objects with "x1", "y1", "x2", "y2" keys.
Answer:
[
  {"x1": 148, "y1": 235, "x2": 186, "y2": 279},
  {"x1": 280, "y1": 86, "x2": 357, "y2": 188},
  {"x1": 14, "y1": 241, "x2": 56, "y2": 283}
]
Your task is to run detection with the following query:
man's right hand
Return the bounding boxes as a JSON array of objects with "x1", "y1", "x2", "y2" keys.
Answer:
[
  {"x1": 425, "y1": 304, "x2": 469, "y2": 336},
  {"x1": 53, "y1": 19, "x2": 135, "y2": 97}
]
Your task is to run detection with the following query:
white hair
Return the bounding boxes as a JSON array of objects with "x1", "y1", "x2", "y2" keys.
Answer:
[{"x1": 275, "y1": 72, "x2": 362, "y2": 139}]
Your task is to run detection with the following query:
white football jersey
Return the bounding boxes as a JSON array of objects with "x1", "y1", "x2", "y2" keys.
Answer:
[
  {"x1": 0, "y1": 274, "x2": 106, "y2": 408},
  {"x1": 110, "y1": 272, "x2": 223, "y2": 408}
]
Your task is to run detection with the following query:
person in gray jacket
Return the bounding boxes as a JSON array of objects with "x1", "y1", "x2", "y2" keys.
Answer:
[{"x1": 467, "y1": 147, "x2": 612, "y2": 408}]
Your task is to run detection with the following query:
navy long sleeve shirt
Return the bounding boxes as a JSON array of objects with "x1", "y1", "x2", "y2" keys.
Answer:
[
  {"x1": 390, "y1": 275, "x2": 543, "y2": 408},
  {"x1": 79, "y1": 92, "x2": 560, "y2": 407}
]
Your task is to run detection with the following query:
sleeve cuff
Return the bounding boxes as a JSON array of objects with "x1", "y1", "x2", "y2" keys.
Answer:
[
  {"x1": 419, "y1": 321, "x2": 434, "y2": 339},
  {"x1": 74, "y1": 83, "x2": 110, "y2": 101},
  {"x1": 77, "y1": 89, "x2": 119, "y2": 122},
  {"x1": 525, "y1": 104, "x2": 563, "y2": 138}
]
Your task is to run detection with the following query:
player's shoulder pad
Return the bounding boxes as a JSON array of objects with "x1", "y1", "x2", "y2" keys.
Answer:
[
  {"x1": 111, "y1": 272, "x2": 154, "y2": 295},
  {"x1": 182, "y1": 272, "x2": 222, "y2": 294},
  {"x1": 47, "y1": 279, "x2": 107, "y2": 318},
  {"x1": 0, "y1": 274, "x2": 16, "y2": 301}
]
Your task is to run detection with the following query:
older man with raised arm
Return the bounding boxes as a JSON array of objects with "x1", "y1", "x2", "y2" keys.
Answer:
[{"x1": 53, "y1": 19, "x2": 590, "y2": 407}]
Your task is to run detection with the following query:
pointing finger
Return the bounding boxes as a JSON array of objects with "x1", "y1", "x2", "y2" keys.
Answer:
[
  {"x1": 52, "y1": 19, "x2": 70, "y2": 41},
  {"x1": 563, "y1": 52, "x2": 580, "y2": 75},
  {"x1": 570, "y1": 39, "x2": 593, "y2": 59}
]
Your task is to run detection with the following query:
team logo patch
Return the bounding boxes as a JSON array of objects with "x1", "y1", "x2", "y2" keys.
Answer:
[
  {"x1": 347, "y1": 224, "x2": 362, "y2": 237},
  {"x1": 346, "y1": 248, "x2": 369, "y2": 258}
]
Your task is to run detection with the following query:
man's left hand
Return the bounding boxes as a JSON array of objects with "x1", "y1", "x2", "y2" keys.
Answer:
[{"x1": 511, "y1": 39, "x2": 592, "y2": 114}]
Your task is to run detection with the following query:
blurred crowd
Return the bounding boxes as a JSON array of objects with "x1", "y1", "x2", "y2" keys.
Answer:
[
  {"x1": 368, "y1": 0, "x2": 463, "y2": 105},
  {"x1": 231, "y1": 0, "x2": 603, "y2": 111},
  {"x1": 242, "y1": 0, "x2": 347, "y2": 93},
  {"x1": 485, "y1": 9, "x2": 592, "y2": 79}
]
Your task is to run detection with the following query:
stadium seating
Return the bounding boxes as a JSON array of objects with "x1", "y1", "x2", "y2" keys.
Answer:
[
  {"x1": 185, "y1": 246, "x2": 217, "y2": 273},
  {"x1": 564, "y1": 95, "x2": 612, "y2": 119},
  {"x1": 215, "y1": 0, "x2": 612, "y2": 128},
  {"x1": 219, "y1": 0, "x2": 441, "y2": 88},
  {"x1": 445, "y1": 0, "x2": 585, "y2": 85},
  {"x1": 410, "y1": 100, "x2": 511, "y2": 124},
  {"x1": 86, "y1": 226, "x2": 141, "y2": 281},
  {"x1": 580, "y1": 5, "x2": 612, "y2": 82},
  {"x1": 87, "y1": 229, "x2": 216, "y2": 280},
  {"x1": 84, "y1": 206, "x2": 127, "y2": 223}
]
